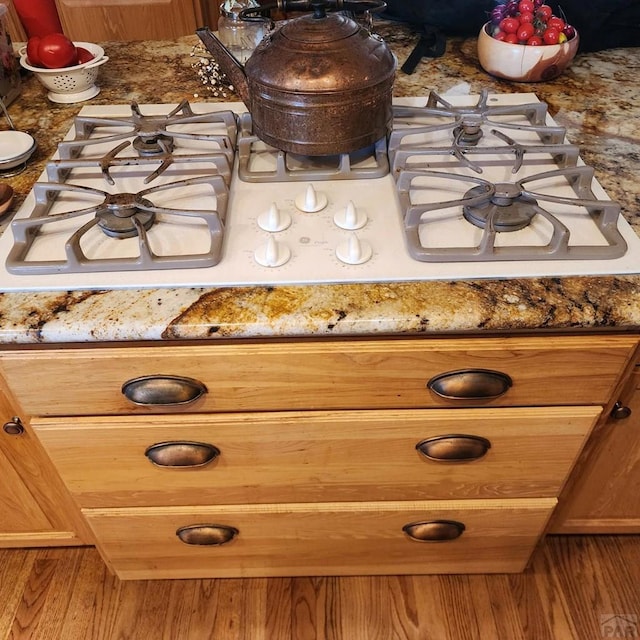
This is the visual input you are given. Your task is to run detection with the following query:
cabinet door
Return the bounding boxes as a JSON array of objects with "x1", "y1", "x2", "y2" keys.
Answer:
[
  {"x1": 0, "y1": 380, "x2": 93, "y2": 547},
  {"x1": 0, "y1": 444, "x2": 53, "y2": 537},
  {"x1": 54, "y1": 0, "x2": 204, "y2": 41},
  {"x1": 551, "y1": 366, "x2": 640, "y2": 533}
]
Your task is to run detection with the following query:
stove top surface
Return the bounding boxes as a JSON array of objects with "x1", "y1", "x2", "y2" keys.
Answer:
[{"x1": 0, "y1": 93, "x2": 639, "y2": 292}]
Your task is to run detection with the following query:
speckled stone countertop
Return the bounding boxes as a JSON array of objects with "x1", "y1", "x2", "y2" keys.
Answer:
[{"x1": 1, "y1": 22, "x2": 640, "y2": 344}]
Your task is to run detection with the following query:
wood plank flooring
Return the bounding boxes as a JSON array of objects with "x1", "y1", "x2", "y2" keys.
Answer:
[{"x1": 1, "y1": 536, "x2": 639, "y2": 639}]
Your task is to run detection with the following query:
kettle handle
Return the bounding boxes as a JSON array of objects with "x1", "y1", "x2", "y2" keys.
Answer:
[{"x1": 240, "y1": 0, "x2": 387, "y2": 20}]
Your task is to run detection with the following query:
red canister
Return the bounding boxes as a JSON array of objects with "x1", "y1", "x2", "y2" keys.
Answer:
[{"x1": 13, "y1": 0, "x2": 64, "y2": 38}]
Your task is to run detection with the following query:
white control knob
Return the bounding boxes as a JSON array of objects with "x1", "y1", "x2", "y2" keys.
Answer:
[
  {"x1": 254, "y1": 236, "x2": 291, "y2": 267},
  {"x1": 257, "y1": 203, "x2": 292, "y2": 232},
  {"x1": 295, "y1": 184, "x2": 328, "y2": 213},
  {"x1": 336, "y1": 234, "x2": 373, "y2": 265},
  {"x1": 333, "y1": 200, "x2": 367, "y2": 230}
]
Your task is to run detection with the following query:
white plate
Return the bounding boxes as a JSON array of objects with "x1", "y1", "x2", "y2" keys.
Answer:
[{"x1": 0, "y1": 130, "x2": 37, "y2": 167}]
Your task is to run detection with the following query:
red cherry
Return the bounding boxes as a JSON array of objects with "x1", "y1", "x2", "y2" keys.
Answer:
[
  {"x1": 518, "y1": 0, "x2": 535, "y2": 12},
  {"x1": 536, "y1": 4, "x2": 553, "y2": 20},
  {"x1": 516, "y1": 22, "x2": 535, "y2": 41},
  {"x1": 499, "y1": 17, "x2": 520, "y2": 34},
  {"x1": 547, "y1": 16, "x2": 566, "y2": 31}
]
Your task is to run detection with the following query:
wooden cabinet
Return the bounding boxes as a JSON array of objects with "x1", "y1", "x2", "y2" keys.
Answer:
[
  {"x1": 551, "y1": 362, "x2": 640, "y2": 533},
  {"x1": 1, "y1": 2, "x2": 26, "y2": 42},
  {"x1": 53, "y1": 0, "x2": 218, "y2": 41},
  {"x1": 0, "y1": 333, "x2": 636, "y2": 577},
  {"x1": 0, "y1": 379, "x2": 92, "y2": 547},
  {"x1": 2, "y1": 333, "x2": 633, "y2": 576}
]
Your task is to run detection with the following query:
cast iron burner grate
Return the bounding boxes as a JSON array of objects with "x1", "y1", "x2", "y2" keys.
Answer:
[
  {"x1": 390, "y1": 90, "x2": 628, "y2": 262},
  {"x1": 45, "y1": 147, "x2": 233, "y2": 186},
  {"x1": 235, "y1": 113, "x2": 389, "y2": 183},
  {"x1": 389, "y1": 89, "x2": 569, "y2": 175},
  {"x1": 56, "y1": 100, "x2": 238, "y2": 165},
  {"x1": 397, "y1": 166, "x2": 627, "y2": 261},
  {"x1": 6, "y1": 161, "x2": 229, "y2": 274}
]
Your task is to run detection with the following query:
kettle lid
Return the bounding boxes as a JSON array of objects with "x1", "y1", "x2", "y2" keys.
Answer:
[{"x1": 279, "y1": 11, "x2": 360, "y2": 43}]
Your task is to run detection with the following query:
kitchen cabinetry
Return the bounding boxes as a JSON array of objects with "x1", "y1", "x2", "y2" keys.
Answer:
[
  {"x1": 551, "y1": 359, "x2": 640, "y2": 533},
  {"x1": 53, "y1": 0, "x2": 218, "y2": 41},
  {"x1": 1, "y1": 1, "x2": 26, "y2": 41},
  {"x1": 0, "y1": 333, "x2": 634, "y2": 579},
  {"x1": 0, "y1": 378, "x2": 93, "y2": 547}
]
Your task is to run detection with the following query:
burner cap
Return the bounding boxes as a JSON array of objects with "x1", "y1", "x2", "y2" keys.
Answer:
[
  {"x1": 133, "y1": 133, "x2": 175, "y2": 156},
  {"x1": 463, "y1": 183, "x2": 538, "y2": 232},
  {"x1": 453, "y1": 123, "x2": 483, "y2": 146},
  {"x1": 96, "y1": 194, "x2": 156, "y2": 238}
]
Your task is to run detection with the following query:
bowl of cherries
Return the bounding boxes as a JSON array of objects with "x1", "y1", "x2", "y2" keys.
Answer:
[{"x1": 477, "y1": 0, "x2": 579, "y2": 82}]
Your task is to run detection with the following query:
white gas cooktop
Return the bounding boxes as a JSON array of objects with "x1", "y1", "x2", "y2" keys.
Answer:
[{"x1": 0, "y1": 93, "x2": 639, "y2": 292}]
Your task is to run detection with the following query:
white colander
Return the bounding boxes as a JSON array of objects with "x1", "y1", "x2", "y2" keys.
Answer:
[{"x1": 19, "y1": 42, "x2": 108, "y2": 104}]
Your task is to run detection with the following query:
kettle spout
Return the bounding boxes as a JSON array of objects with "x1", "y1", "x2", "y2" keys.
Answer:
[{"x1": 196, "y1": 27, "x2": 250, "y2": 105}]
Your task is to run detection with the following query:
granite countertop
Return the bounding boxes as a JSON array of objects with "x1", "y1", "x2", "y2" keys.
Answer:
[{"x1": 1, "y1": 22, "x2": 640, "y2": 344}]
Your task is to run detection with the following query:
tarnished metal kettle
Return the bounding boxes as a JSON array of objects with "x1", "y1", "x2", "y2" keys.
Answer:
[{"x1": 196, "y1": 0, "x2": 396, "y2": 156}]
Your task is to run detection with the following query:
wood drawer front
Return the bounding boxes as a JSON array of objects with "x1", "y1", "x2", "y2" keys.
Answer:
[
  {"x1": 84, "y1": 498, "x2": 556, "y2": 579},
  {"x1": 33, "y1": 407, "x2": 599, "y2": 507},
  {"x1": 1, "y1": 336, "x2": 636, "y2": 415}
]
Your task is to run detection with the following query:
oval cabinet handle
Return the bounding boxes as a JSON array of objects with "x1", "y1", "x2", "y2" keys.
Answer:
[
  {"x1": 427, "y1": 369, "x2": 512, "y2": 400},
  {"x1": 176, "y1": 524, "x2": 238, "y2": 546},
  {"x1": 403, "y1": 520, "x2": 465, "y2": 542},
  {"x1": 145, "y1": 441, "x2": 220, "y2": 468},
  {"x1": 122, "y1": 375, "x2": 207, "y2": 407},
  {"x1": 416, "y1": 434, "x2": 491, "y2": 462}
]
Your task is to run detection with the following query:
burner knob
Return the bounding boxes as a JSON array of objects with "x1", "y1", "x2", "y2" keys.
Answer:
[
  {"x1": 333, "y1": 201, "x2": 367, "y2": 230},
  {"x1": 295, "y1": 184, "x2": 328, "y2": 213},
  {"x1": 336, "y1": 233, "x2": 372, "y2": 265},
  {"x1": 257, "y1": 203, "x2": 292, "y2": 232},
  {"x1": 254, "y1": 236, "x2": 291, "y2": 267}
]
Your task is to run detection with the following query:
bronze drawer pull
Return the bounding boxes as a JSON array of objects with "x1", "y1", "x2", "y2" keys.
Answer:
[
  {"x1": 402, "y1": 520, "x2": 465, "y2": 542},
  {"x1": 176, "y1": 524, "x2": 238, "y2": 546},
  {"x1": 145, "y1": 441, "x2": 220, "y2": 468},
  {"x1": 427, "y1": 369, "x2": 512, "y2": 400},
  {"x1": 416, "y1": 434, "x2": 491, "y2": 462},
  {"x1": 122, "y1": 375, "x2": 207, "y2": 407}
]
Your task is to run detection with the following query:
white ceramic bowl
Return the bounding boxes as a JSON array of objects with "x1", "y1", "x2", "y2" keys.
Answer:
[
  {"x1": 19, "y1": 42, "x2": 109, "y2": 103},
  {"x1": 477, "y1": 22, "x2": 579, "y2": 82},
  {"x1": 0, "y1": 130, "x2": 37, "y2": 174}
]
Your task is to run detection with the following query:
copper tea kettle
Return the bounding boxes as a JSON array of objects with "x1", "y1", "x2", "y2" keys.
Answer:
[{"x1": 197, "y1": 0, "x2": 396, "y2": 156}]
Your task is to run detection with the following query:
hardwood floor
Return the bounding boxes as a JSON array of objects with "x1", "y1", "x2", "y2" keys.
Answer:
[{"x1": 1, "y1": 536, "x2": 639, "y2": 639}]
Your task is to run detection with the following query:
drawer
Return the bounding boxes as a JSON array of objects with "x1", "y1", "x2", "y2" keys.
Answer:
[
  {"x1": 84, "y1": 498, "x2": 556, "y2": 579},
  {"x1": 1, "y1": 335, "x2": 636, "y2": 415},
  {"x1": 32, "y1": 406, "x2": 599, "y2": 507}
]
